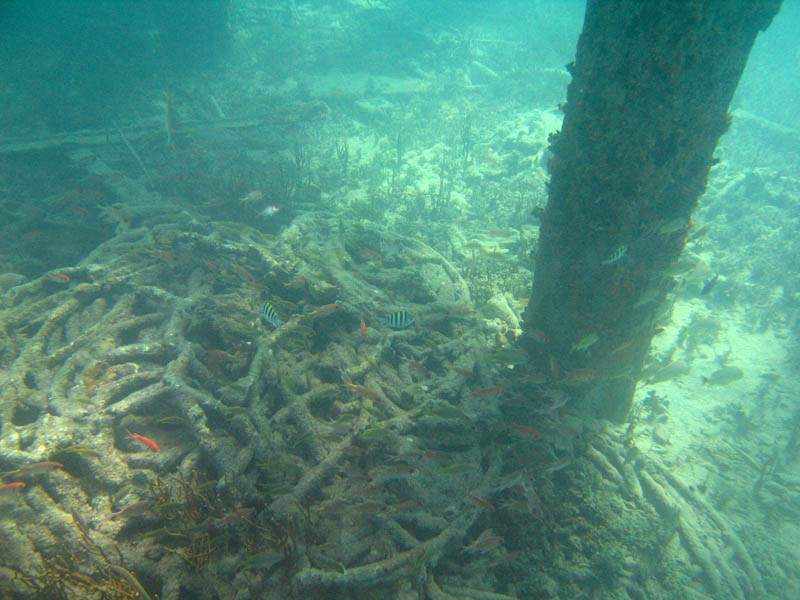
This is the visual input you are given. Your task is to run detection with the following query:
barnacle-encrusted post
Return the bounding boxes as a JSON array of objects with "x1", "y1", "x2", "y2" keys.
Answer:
[{"x1": 522, "y1": 0, "x2": 782, "y2": 421}]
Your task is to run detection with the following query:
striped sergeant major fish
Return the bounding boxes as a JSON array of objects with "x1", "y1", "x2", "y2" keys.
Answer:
[
  {"x1": 381, "y1": 311, "x2": 415, "y2": 330},
  {"x1": 601, "y1": 244, "x2": 628, "y2": 265},
  {"x1": 260, "y1": 301, "x2": 284, "y2": 328}
]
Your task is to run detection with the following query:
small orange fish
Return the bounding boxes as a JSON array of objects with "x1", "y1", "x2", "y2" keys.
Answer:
[
  {"x1": 345, "y1": 383, "x2": 382, "y2": 402},
  {"x1": 528, "y1": 329, "x2": 547, "y2": 343},
  {"x1": 467, "y1": 493, "x2": 496, "y2": 512},
  {"x1": 341, "y1": 370, "x2": 382, "y2": 401},
  {"x1": 488, "y1": 229, "x2": 514, "y2": 237},
  {"x1": 423, "y1": 450, "x2": 451, "y2": 461},
  {"x1": 464, "y1": 528, "x2": 503, "y2": 554},
  {"x1": 312, "y1": 304, "x2": 339, "y2": 318},
  {"x1": 220, "y1": 507, "x2": 256, "y2": 524},
  {"x1": 126, "y1": 432, "x2": 160, "y2": 452},
  {"x1": 286, "y1": 277, "x2": 306, "y2": 289},
  {"x1": 0, "y1": 481, "x2": 26, "y2": 492},
  {"x1": 47, "y1": 273, "x2": 71, "y2": 282},
  {"x1": 610, "y1": 339, "x2": 634, "y2": 356},
  {"x1": 549, "y1": 355, "x2": 559, "y2": 380},
  {"x1": 518, "y1": 372, "x2": 548, "y2": 385},
  {"x1": 560, "y1": 368, "x2": 597, "y2": 386},
  {"x1": 111, "y1": 500, "x2": 153, "y2": 520},
  {"x1": 14, "y1": 461, "x2": 64, "y2": 474},
  {"x1": 165, "y1": 91, "x2": 177, "y2": 147},
  {"x1": 359, "y1": 248, "x2": 382, "y2": 262},
  {"x1": 506, "y1": 424, "x2": 543, "y2": 439},
  {"x1": 102, "y1": 205, "x2": 130, "y2": 224},
  {"x1": 83, "y1": 188, "x2": 106, "y2": 200},
  {"x1": 360, "y1": 315, "x2": 367, "y2": 337},
  {"x1": 405, "y1": 358, "x2": 430, "y2": 378},
  {"x1": 469, "y1": 386, "x2": 504, "y2": 397}
]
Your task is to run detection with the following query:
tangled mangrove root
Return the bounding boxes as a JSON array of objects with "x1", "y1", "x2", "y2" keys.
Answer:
[
  {"x1": 1, "y1": 152, "x2": 781, "y2": 599},
  {"x1": 586, "y1": 431, "x2": 765, "y2": 600},
  {"x1": 1, "y1": 190, "x2": 786, "y2": 599},
  {"x1": 0, "y1": 192, "x2": 505, "y2": 599}
]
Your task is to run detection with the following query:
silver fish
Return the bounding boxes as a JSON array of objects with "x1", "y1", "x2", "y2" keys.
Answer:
[
  {"x1": 701, "y1": 273, "x2": 719, "y2": 295},
  {"x1": 380, "y1": 237, "x2": 402, "y2": 260},
  {"x1": 542, "y1": 456, "x2": 573, "y2": 474}
]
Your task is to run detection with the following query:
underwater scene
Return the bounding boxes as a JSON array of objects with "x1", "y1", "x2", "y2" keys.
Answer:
[{"x1": 0, "y1": 1, "x2": 799, "y2": 599}]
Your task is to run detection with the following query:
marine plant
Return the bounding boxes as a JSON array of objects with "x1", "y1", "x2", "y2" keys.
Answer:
[
  {"x1": 13, "y1": 538, "x2": 153, "y2": 600},
  {"x1": 149, "y1": 471, "x2": 221, "y2": 531},
  {"x1": 335, "y1": 138, "x2": 349, "y2": 177},
  {"x1": 429, "y1": 153, "x2": 457, "y2": 220},
  {"x1": 460, "y1": 114, "x2": 474, "y2": 169}
]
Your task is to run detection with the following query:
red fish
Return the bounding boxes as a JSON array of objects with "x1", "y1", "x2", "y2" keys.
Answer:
[
  {"x1": 312, "y1": 304, "x2": 339, "y2": 318},
  {"x1": 344, "y1": 382, "x2": 381, "y2": 402},
  {"x1": 126, "y1": 432, "x2": 160, "y2": 452},
  {"x1": 358, "y1": 248, "x2": 382, "y2": 262},
  {"x1": 14, "y1": 461, "x2": 63, "y2": 474},
  {"x1": 0, "y1": 481, "x2": 26, "y2": 492},
  {"x1": 549, "y1": 355, "x2": 559, "y2": 380},
  {"x1": 529, "y1": 329, "x2": 548, "y2": 343},
  {"x1": 464, "y1": 528, "x2": 503, "y2": 554},
  {"x1": 469, "y1": 386, "x2": 504, "y2": 397},
  {"x1": 83, "y1": 188, "x2": 106, "y2": 200},
  {"x1": 518, "y1": 372, "x2": 547, "y2": 385},
  {"x1": 111, "y1": 500, "x2": 153, "y2": 520},
  {"x1": 340, "y1": 445, "x2": 364, "y2": 456},
  {"x1": 220, "y1": 507, "x2": 256, "y2": 524},
  {"x1": 286, "y1": 277, "x2": 306, "y2": 289},
  {"x1": 560, "y1": 368, "x2": 597, "y2": 386},
  {"x1": 47, "y1": 273, "x2": 71, "y2": 282},
  {"x1": 467, "y1": 493, "x2": 496, "y2": 512},
  {"x1": 506, "y1": 424, "x2": 543, "y2": 439},
  {"x1": 360, "y1": 315, "x2": 367, "y2": 337}
]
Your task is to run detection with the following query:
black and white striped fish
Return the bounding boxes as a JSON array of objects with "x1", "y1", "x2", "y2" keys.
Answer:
[
  {"x1": 601, "y1": 244, "x2": 628, "y2": 265},
  {"x1": 260, "y1": 301, "x2": 284, "y2": 328},
  {"x1": 381, "y1": 311, "x2": 415, "y2": 330}
]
